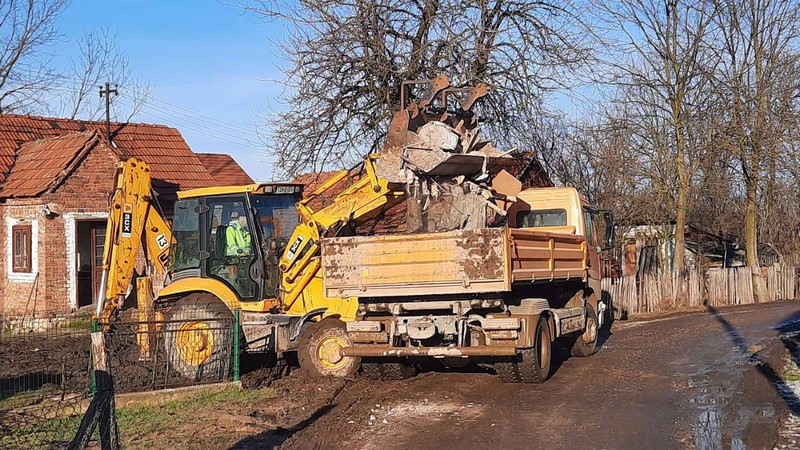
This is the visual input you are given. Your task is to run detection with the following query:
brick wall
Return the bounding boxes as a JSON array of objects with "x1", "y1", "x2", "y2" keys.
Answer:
[
  {"x1": 2, "y1": 202, "x2": 44, "y2": 314},
  {"x1": 0, "y1": 202, "x2": 4, "y2": 315},
  {"x1": 1, "y1": 144, "x2": 119, "y2": 315}
]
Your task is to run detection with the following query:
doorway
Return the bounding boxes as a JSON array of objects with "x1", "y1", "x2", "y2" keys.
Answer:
[{"x1": 76, "y1": 220, "x2": 106, "y2": 308}]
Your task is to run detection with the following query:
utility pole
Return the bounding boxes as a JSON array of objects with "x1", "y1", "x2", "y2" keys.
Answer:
[{"x1": 99, "y1": 82, "x2": 118, "y2": 143}]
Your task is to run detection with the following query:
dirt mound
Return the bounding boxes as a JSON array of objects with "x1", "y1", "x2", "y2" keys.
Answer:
[{"x1": 0, "y1": 333, "x2": 91, "y2": 398}]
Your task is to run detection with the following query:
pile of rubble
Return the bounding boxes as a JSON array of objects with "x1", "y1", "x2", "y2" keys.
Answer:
[{"x1": 375, "y1": 75, "x2": 521, "y2": 233}]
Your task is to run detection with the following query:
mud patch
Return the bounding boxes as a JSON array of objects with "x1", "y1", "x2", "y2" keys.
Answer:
[{"x1": 346, "y1": 398, "x2": 483, "y2": 449}]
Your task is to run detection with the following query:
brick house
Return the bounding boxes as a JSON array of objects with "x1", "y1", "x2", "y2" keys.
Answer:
[{"x1": 0, "y1": 115, "x2": 253, "y2": 316}]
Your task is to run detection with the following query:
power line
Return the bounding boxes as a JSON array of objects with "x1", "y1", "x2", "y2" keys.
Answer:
[
  {"x1": 40, "y1": 72, "x2": 262, "y2": 137},
  {"x1": 32, "y1": 81, "x2": 265, "y2": 144},
  {"x1": 121, "y1": 91, "x2": 260, "y2": 136},
  {"x1": 115, "y1": 97, "x2": 265, "y2": 150},
  {"x1": 10, "y1": 71, "x2": 270, "y2": 150},
  {"x1": 119, "y1": 93, "x2": 262, "y2": 141},
  {"x1": 124, "y1": 100, "x2": 263, "y2": 145},
  {"x1": 12, "y1": 68, "x2": 265, "y2": 139}
]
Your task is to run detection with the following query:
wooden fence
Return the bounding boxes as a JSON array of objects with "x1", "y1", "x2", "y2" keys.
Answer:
[{"x1": 602, "y1": 263, "x2": 797, "y2": 319}]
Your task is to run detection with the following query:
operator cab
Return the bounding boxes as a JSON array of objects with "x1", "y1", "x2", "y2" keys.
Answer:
[{"x1": 169, "y1": 183, "x2": 304, "y2": 302}]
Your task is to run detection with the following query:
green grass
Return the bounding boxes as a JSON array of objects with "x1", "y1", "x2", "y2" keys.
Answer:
[
  {"x1": 0, "y1": 385, "x2": 60, "y2": 410},
  {"x1": 782, "y1": 354, "x2": 800, "y2": 382},
  {"x1": 1, "y1": 386, "x2": 278, "y2": 449},
  {"x1": 162, "y1": 385, "x2": 279, "y2": 412},
  {"x1": 65, "y1": 317, "x2": 94, "y2": 331}
]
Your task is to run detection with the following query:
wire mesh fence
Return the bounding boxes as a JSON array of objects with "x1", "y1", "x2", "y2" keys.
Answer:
[
  {"x1": 0, "y1": 313, "x2": 93, "y2": 449},
  {"x1": 0, "y1": 307, "x2": 238, "y2": 449},
  {"x1": 104, "y1": 308, "x2": 236, "y2": 393}
]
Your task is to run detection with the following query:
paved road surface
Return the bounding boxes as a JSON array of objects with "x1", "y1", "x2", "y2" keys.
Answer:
[{"x1": 274, "y1": 301, "x2": 800, "y2": 450}]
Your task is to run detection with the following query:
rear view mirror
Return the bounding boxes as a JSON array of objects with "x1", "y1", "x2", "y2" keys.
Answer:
[{"x1": 600, "y1": 210, "x2": 615, "y2": 250}]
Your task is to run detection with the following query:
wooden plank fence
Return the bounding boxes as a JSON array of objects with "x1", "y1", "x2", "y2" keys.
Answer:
[{"x1": 602, "y1": 263, "x2": 797, "y2": 319}]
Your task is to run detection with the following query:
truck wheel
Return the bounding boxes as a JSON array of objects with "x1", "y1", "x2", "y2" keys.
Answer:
[
  {"x1": 163, "y1": 293, "x2": 234, "y2": 381},
  {"x1": 570, "y1": 302, "x2": 598, "y2": 357},
  {"x1": 298, "y1": 318, "x2": 360, "y2": 378},
  {"x1": 361, "y1": 362, "x2": 417, "y2": 380},
  {"x1": 496, "y1": 315, "x2": 551, "y2": 383}
]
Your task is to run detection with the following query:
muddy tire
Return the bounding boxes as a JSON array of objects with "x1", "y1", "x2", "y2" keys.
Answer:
[
  {"x1": 163, "y1": 293, "x2": 233, "y2": 381},
  {"x1": 496, "y1": 315, "x2": 551, "y2": 384},
  {"x1": 361, "y1": 361, "x2": 417, "y2": 380},
  {"x1": 570, "y1": 302, "x2": 599, "y2": 357},
  {"x1": 298, "y1": 318, "x2": 360, "y2": 378}
]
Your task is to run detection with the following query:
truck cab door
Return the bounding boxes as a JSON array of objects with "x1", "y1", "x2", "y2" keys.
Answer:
[{"x1": 582, "y1": 207, "x2": 602, "y2": 282}]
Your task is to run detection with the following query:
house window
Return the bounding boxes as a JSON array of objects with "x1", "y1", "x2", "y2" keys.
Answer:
[{"x1": 12, "y1": 224, "x2": 32, "y2": 273}]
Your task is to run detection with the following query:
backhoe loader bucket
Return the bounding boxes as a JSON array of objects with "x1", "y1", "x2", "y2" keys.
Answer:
[{"x1": 376, "y1": 76, "x2": 494, "y2": 183}]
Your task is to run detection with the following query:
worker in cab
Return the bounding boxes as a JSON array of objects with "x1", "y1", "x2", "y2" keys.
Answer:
[{"x1": 226, "y1": 212, "x2": 252, "y2": 256}]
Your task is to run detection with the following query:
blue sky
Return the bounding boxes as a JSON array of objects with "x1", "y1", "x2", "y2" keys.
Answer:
[{"x1": 54, "y1": 0, "x2": 285, "y2": 181}]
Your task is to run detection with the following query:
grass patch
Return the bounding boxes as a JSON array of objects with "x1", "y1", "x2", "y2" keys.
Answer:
[
  {"x1": 0, "y1": 385, "x2": 278, "y2": 449},
  {"x1": 65, "y1": 317, "x2": 94, "y2": 331},
  {"x1": 0, "y1": 403, "x2": 83, "y2": 449},
  {"x1": 162, "y1": 385, "x2": 279, "y2": 412},
  {"x1": 0, "y1": 385, "x2": 60, "y2": 410},
  {"x1": 782, "y1": 354, "x2": 800, "y2": 382}
]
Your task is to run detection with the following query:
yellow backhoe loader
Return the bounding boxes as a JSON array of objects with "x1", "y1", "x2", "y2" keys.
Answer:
[{"x1": 97, "y1": 75, "x2": 502, "y2": 379}]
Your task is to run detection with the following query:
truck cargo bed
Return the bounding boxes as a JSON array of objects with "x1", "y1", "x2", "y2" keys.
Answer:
[{"x1": 321, "y1": 227, "x2": 587, "y2": 299}]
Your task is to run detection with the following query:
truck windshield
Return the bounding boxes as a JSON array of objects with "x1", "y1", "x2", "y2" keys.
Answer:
[{"x1": 517, "y1": 209, "x2": 568, "y2": 228}]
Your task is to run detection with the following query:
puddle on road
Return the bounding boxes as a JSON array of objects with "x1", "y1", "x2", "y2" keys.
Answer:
[{"x1": 681, "y1": 336, "x2": 774, "y2": 450}]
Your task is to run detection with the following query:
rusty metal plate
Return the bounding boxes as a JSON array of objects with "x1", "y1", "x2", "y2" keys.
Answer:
[{"x1": 321, "y1": 228, "x2": 510, "y2": 298}]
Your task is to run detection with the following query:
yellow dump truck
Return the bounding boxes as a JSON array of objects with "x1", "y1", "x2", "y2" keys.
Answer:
[
  {"x1": 315, "y1": 187, "x2": 614, "y2": 383},
  {"x1": 97, "y1": 75, "x2": 613, "y2": 384}
]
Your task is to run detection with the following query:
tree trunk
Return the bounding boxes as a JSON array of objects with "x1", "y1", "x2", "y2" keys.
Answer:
[
  {"x1": 745, "y1": 175, "x2": 768, "y2": 303},
  {"x1": 674, "y1": 145, "x2": 687, "y2": 275}
]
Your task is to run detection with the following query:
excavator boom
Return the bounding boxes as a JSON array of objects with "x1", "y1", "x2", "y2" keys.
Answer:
[{"x1": 96, "y1": 157, "x2": 171, "y2": 322}]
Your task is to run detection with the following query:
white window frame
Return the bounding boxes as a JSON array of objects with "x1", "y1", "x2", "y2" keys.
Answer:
[{"x1": 6, "y1": 217, "x2": 38, "y2": 283}]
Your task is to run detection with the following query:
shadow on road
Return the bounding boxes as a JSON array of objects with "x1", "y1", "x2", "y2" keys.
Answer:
[
  {"x1": 706, "y1": 305, "x2": 800, "y2": 415},
  {"x1": 228, "y1": 400, "x2": 338, "y2": 450}
]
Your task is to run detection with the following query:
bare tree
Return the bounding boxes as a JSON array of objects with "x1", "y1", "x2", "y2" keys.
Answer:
[
  {"x1": 712, "y1": 0, "x2": 800, "y2": 300},
  {"x1": 241, "y1": 0, "x2": 597, "y2": 177},
  {"x1": 598, "y1": 0, "x2": 719, "y2": 279},
  {"x1": 0, "y1": 0, "x2": 68, "y2": 113},
  {"x1": 57, "y1": 27, "x2": 152, "y2": 122}
]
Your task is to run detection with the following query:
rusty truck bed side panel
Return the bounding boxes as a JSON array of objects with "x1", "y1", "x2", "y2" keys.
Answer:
[
  {"x1": 321, "y1": 228, "x2": 588, "y2": 299},
  {"x1": 321, "y1": 228, "x2": 509, "y2": 298},
  {"x1": 508, "y1": 229, "x2": 587, "y2": 283}
]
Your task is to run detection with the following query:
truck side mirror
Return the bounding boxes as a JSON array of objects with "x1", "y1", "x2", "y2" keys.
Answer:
[{"x1": 601, "y1": 210, "x2": 615, "y2": 250}]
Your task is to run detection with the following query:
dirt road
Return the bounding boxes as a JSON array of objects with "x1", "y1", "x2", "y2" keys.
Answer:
[{"x1": 234, "y1": 301, "x2": 800, "y2": 450}]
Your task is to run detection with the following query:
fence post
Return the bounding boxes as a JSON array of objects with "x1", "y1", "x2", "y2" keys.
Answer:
[
  {"x1": 232, "y1": 309, "x2": 240, "y2": 382},
  {"x1": 91, "y1": 319, "x2": 99, "y2": 395}
]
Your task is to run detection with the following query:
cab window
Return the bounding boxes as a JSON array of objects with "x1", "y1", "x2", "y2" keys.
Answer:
[
  {"x1": 206, "y1": 196, "x2": 259, "y2": 300},
  {"x1": 583, "y1": 208, "x2": 597, "y2": 247},
  {"x1": 516, "y1": 209, "x2": 567, "y2": 228},
  {"x1": 171, "y1": 199, "x2": 200, "y2": 271}
]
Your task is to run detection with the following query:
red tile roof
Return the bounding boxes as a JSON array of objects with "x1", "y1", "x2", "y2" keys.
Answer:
[
  {"x1": 1, "y1": 131, "x2": 103, "y2": 197},
  {"x1": 0, "y1": 114, "x2": 217, "y2": 193},
  {"x1": 195, "y1": 153, "x2": 254, "y2": 185}
]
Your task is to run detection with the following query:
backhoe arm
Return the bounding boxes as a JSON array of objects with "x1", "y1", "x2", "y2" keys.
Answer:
[
  {"x1": 96, "y1": 157, "x2": 172, "y2": 322},
  {"x1": 275, "y1": 75, "x2": 491, "y2": 315},
  {"x1": 277, "y1": 155, "x2": 405, "y2": 312}
]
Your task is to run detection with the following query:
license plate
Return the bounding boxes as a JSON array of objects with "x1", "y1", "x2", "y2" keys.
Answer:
[{"x1": 275, "y1": 186, "x2": 295, "y2": 194}]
